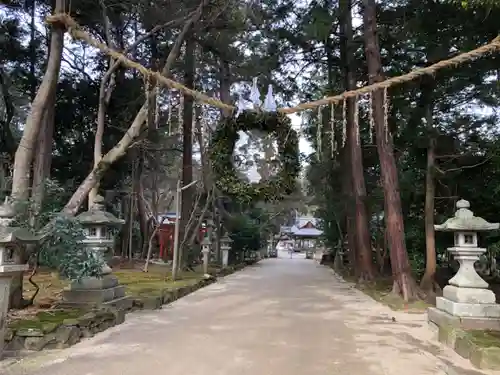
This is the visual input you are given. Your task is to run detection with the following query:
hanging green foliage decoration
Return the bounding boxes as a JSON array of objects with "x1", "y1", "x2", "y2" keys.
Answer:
[{"x1": 210, "y1": 111, "x2": 301, "y2": 202}]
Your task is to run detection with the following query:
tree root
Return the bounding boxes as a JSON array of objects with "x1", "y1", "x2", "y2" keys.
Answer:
[
  {"x1": 24, "y1": 254, "x2": 40, "y2": 308},
  {"x1": 391, "y1": 272, "x2": 424, "y2": 302}
]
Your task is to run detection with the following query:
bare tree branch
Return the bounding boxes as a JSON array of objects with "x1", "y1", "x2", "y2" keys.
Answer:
[
  {"x1": 63, "y1": 0, "x2": 212, "y2": 215},
  {"x1": 435, "y1": 156, "x2": 491, "y2": 174}
]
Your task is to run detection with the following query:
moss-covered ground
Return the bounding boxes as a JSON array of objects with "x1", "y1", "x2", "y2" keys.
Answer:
[
  {"x1": 8, "y1": 309, "x2": 83, "y2": 331},
  {"x1": 468, "y1": 330, "x2": 500, "y2": 348},
  {"x1": 8, "y1": 263, "x2": 224, "y2": 329}
]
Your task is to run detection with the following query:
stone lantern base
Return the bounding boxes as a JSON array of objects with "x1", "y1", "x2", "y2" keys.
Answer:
[
  {"x1": 59, "y1": 274, "x2": 132, "y2": 310},
  {"x1": 1, "y1": 265, "x2": 29, "y2": 359},
  {"x1": 429, "y1": 199, "x2": 500, "y2": 331},
  {"x1": 428, "y1": 306, "x2": 500, "y2": 331},
  {"x1": 428, "y1": 284, "x2": 500, "y2": 331}
]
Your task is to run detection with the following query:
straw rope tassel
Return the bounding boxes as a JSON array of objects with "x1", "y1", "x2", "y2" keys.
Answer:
[
  {"x1": 167, "y1": 90, "x2": 173, "y2": 135},
  {"x1": 179, "y1": 93, "x2": 184, "y2": 134},
  {"x1": 192, "y1": 103, "x2": 196, "y2": 138},
  {"x1": 353, "y1": 96, "x2": 360, "y2": 145},
  {"x1": 154, "y1": 83, "x2": 160, "y2": 129},
  {"x1": 330, "y1": 103, "x2": 335, "y2": 158},
  {"x1": 368, "y1": 92, "x2": 374, "y2": 143},
  {"x1": 144, "y1": 76, "x2": 150, "y2": 129},
  {"x1": 342, "y1": 99, "x2": 347, "y2": 147},
  {"x1": 317, "y1": 106, "x2": 323, "y2": 161},
  {"x1": 383, "y1": 87, "x2": 389, "y2": 142}
]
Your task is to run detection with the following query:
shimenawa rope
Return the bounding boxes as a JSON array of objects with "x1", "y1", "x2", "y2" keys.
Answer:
[{"x1": 46, "y1": 13, "x2": 500, "y2": 116}]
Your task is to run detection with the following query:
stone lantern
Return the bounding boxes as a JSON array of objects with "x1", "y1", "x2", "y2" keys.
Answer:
[
  {"x1": 266, "y1": 234, "x2": 273, "y2": 258},
  {"x1": 201, "y1": 236, "x2": 212, "y2": 275},
  {"x1": 205, "y1": 215, "x2": 216, "y2": 262},
  {"x1": 428, "y1": 199, "x2": 500, "y2": 331},
  {"x1": 220, "y1": 233, "x2": 233, "y2": 268},
  {"x1": 0, "y1": 199, "x2": 38, "y2": 358},
  {"x1": 61, "y1": 195, "x2": 131, "y2": 309}
]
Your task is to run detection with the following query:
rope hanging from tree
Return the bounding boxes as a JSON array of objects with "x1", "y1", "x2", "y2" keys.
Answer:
[
  {"x1": 179, "y1": 92, "x2": 184, "y2": 132},
  {"x1": 353, "y1": 96, "x2": 360, "y2": 145},
  {"x1": 383, "y1": 87, "x2": 390, "y2": 142},
  {"x1": 45, "y1": 13, "x2": 500, "y2": 116},
  {"x1": 368, "y1": 93, "x2": 374, "y2": 143},
  {"x1": 342, "y1": 99, "x2": 347, "y2": 147},
  {"x1": 317, "y1": 105, "x2": 323, "y2": 161},
  {"x1": 329, "y1": 103, "x2": 336, "y2": 158},
  {"x1": 167, "y1": 90, "x2": 173, "y2": 135}
]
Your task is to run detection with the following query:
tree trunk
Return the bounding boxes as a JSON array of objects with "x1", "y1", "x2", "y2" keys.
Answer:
[
  {"x1": 89, "y1": 93, "x2": 106, "y2": 209},
  {"x1": 11, "y1": 0, "x2": 64, "y2": 203},
  {"x1": 89, "y1": 3, "x2": 118, "y2": 209},
  {"x1": 133, "y1": 152, "x2": 150, "y2": 259},
  {"x1": 219, "y1": 59, "x2": 231, "y2": 118},
  {"x1": 120, "y1": 194, "x2": 131, "y2": 257},
  {"x1": 31, "y1": 93, "x2": 56, "y2": 222},
  {"x1": 421, "y1": 133, "x2": 436, "y2": 291},
  {"x1": 341, "y1": 146, "x2": 357, "y2": 276},
  {"x1": 28, "y1": 86, "x2": 55, "y2": 306},
  {"x1": 179, "y1": 37, "x2": 196, "y2": 266},
  {"x1": 420, "y1": 85, "x2": 437, "y2": 292},
  {"x1": 340, "y1": 0, "x2": 374, "y2": 281},
  {"x1": 29, "y1": 0, "x2": 37, "y2": 102},
  {"x1": 142, "y1": 36, "x2": 161, "y2": 259},
  {"x1": 9, "y1": 0, "x2": 64, "y2": 310},
  {"x1": 362, "y1": 0, "x2": 417, "y2": 300}
]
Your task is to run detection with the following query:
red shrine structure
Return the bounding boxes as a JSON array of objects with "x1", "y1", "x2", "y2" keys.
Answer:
[{"x1": 156, "y1": 212, "x2": 207, "y2": 261}]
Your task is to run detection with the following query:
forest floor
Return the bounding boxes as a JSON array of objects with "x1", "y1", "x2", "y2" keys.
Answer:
[
  {"x1": 2, "y1": 252, "x2": 498, "y2": 375},
  {"x1": 6, "y1": 262, "x2": 215, "y2": 328},
  {"x1": 338, "y1": 273, "x2": 433, "y2": 312},
  {"x1": 338, "y1": 265, "x2": 500, "y2": 311}
]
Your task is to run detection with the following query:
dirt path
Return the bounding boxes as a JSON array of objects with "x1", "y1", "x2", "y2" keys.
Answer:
[{"x1": 2, "y1": 253, "x2": 499, "y2": 375}]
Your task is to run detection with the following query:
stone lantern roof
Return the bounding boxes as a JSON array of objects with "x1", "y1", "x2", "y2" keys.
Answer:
[
  {"x1": 0, "y1": 199, "x2": 39, "y2": 244},
  {"x1": 220, "y1": 233, "x2": 233, "y2": 244},
  {"x1": 76, "y1": 195, "x2": 125, "y2": 226},
  {"x1": 201, "y1": 236, "x2": 212, "y2": 247},
  {"x1": 0, "y1": 227, "x2": 40, "y2": 244},
  {"x1": 434, "y1": 199, "x2": 499, "y2": 232}
]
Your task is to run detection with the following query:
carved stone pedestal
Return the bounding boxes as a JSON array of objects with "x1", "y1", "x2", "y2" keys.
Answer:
[{"x1": 60, "y1": 274, "x2": 132, "y2": 310}]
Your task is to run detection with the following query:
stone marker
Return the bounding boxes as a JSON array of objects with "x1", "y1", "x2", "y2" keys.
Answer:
[
  {"x1": 428, "y1": 199, "x2": 500, "y2": 331},
  {"x1": 220, "y1": 233, "x2": 232, "y2": 268},
  {"x1": 201, "y1": 236, "x2": 211, "y2": 276}
]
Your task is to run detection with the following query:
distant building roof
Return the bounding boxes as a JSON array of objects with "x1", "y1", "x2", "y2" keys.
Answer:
[
  {"x1": 280, "y1": 225, "x2": 292, "y2": 233},
  {"x1": 296, "y1": 216, "x2": 319, "y2": 228},
  {"x1": 158, "y1": 212, "x2": 179, "y2": 223},
  {"x1": 290, "y1": 225, "x2": 322, "y2": 237}
]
